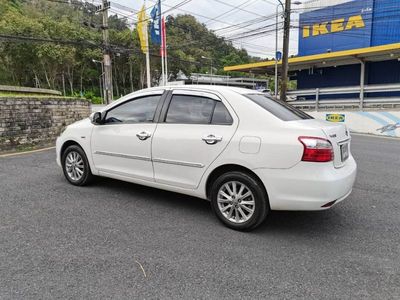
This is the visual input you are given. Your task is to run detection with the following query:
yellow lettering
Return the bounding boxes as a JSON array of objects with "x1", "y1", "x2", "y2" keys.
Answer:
[
  {"x1": 303, "y1": 25, "x2": 310, "y2": 38},
  {"x1": 312, "y1": 22, "x2": 329, "y2": 36},
  {"x1": 331, "y1": 18, "x2": 345, "y2": 33},
  {"x1": 345, "y1": 15, "x2": 365, "y2": 30}
]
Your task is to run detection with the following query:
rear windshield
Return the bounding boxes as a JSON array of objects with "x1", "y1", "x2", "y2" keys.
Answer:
[{"x1": 244, "y1": 94, "x2": 313, "y2": 121}]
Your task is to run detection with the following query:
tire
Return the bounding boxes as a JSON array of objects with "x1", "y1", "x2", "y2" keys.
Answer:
[
  {"x1": 61, "y1": 145, "x2": 94, "y2": 186},
  {"x1": 210, "y1": 171, "x2": 269, "y2": 231}
]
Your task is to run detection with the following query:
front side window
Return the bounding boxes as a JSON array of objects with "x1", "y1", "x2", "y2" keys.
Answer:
[
  {"x1": 165, "y1": 95, "x2": 216, "y2": 124},
  {"x1": 244, "y1": 94, "x2": 313, "y2": 121},
  {"x1": 105, "y1": 95, "x2": 161, "y2": 124}
]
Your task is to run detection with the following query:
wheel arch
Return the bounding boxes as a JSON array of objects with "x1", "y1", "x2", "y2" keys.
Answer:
[
  {"x1": 205, "y1": 164, "x2": 269, "y2": 201},
  {"x1": 60, "y1": 140, "x2": 83, "y2": 159}
]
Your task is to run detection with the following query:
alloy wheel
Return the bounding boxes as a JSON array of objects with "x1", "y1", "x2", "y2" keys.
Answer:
[
  {"x1": 217, "y1": 181, "x2": 255, "y2": 224},
  {"x1": 65, "y1": 151, "x2": 85, "y2": 181}
]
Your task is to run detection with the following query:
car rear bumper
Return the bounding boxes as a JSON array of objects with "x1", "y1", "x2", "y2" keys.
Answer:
[{"x1": 253, "y1": 156, "x2": 357, "y2": 211}]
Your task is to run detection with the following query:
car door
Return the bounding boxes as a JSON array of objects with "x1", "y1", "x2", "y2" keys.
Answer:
[
  {"x1": 152, "y1": 89, "x2": 238, "y2": 189},
  {"x1": 91, "y1": 90, "x2": 165, "y2": 181}
]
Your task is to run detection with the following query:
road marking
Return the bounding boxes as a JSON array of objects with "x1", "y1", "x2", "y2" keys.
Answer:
[{"x1": 0, "y1": 146, "x2": 55, "y2": 158}]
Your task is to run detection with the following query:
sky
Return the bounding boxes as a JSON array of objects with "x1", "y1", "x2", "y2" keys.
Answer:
[{"x1": 105, "y1": 0, "x2": 303, "y2": 59}]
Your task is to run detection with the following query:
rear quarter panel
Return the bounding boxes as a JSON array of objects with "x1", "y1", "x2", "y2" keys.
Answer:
[{"x1": 196, "y1": 90, "x2": 325, "y2": 198}]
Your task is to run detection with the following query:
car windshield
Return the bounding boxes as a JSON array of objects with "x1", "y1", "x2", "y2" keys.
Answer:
[{"x1": 244, "y1": 94, "x2": 313, "y2": 121}]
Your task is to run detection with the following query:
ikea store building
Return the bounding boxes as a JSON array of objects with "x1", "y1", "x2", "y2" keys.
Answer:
[{"x1": 225, "y1": 0, "x2": 400, "y2": 101}]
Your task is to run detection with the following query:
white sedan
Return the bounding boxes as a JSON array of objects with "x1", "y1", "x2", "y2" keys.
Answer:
[{"x1": 56, "y1": 85, "x2": 357, "y2": 231}]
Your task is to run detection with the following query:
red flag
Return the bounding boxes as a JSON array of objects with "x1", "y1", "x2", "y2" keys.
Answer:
[{"x1": 161, "y1": 16, "x2": 167, "y2": 57}]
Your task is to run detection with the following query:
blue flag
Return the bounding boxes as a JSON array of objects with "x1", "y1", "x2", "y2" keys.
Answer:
[{"x1": 150, "y1": 1, "x2": 161, "y2": 45}]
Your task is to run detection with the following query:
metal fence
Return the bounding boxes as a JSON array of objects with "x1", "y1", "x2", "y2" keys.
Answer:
[{"x1": 287, "y1": 84, "x2": 400, "y2": 111}]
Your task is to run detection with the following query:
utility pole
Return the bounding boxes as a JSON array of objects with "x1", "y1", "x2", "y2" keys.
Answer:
[
  {"x1": 280, "y1": 0, "x2": 291, "y2": 102},
  {"x1": 98, "y1": 0, "x2": 113, "y2": 104},
  {"x1": 274, "y1": 1, "x2": 283, "y2": 98}
]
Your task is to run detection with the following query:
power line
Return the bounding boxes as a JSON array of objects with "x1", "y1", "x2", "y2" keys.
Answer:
[
  {"x1": 204, "y1": 0, "x2": 259, "y2": 26},
  {"x1": 209, "y1": 0, "x2": 266, "y2": 19},
  {"x1": 108, "y1": 3, "x2": 274, "y2": 53}
]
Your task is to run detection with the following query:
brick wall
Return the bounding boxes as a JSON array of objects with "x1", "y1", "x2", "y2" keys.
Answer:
[{"x1": 0, "y1": 98, "x2": 91, "y2": 152}]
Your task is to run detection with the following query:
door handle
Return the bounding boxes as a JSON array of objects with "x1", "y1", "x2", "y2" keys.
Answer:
[
  {"x1": 202, "y1": 134, "x2": 223, "y2": 145},
  {"x1": 136, "y1": 131, "x2": 151, "y2": 141}
]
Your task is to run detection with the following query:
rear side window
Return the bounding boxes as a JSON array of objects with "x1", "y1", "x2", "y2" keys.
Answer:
[
  {"x1": 166, "y1": 94, "x2": 232, "y2": 125},
  {"x1": 211, "y1": 102, "x2": 233, "y2": 125},
  {"x1": 244, "y1": 94, "x2": 313, "y2": 121}
]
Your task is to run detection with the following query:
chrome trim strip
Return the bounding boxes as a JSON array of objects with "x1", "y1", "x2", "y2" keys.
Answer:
[
  {"x1": 171, "y1": 89, "x2": 222, "y2": 101},
  {"x1": 94, "y1": 151, "x2": 204, "y2": 168},
  {"x1": 152, "y1": 158, "x2": 204, "y2": 168},
  {"x1": 94, "y1": 151, "x2": 151, "y2": 162},
  {"x1": 337, "y1": 138, "x2": 351, "y2": 146}
]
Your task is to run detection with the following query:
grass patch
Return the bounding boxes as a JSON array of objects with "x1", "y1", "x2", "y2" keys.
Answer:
[{"x1": 0, "y1": 142, "x2": 55, "y2": 155}]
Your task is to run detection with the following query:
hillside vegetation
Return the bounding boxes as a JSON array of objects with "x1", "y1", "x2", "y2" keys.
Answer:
[{"x1": 0, "y1": 0, "x2": 257, "y2": 100}]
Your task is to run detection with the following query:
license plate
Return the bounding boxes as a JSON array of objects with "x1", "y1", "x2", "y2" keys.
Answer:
[{"x1": 341, "y1": 143, "x2": 349, "y2": 162}]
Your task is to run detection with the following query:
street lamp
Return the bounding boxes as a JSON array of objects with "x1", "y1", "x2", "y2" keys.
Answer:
[
  {"x1": 274, "y1": 0, "x2": 284, "y2": 98},
  {"x1": 92, "y1": 59, "x2": 105, "y2": 104},
  {"x1": 274, "y1": 0, "x2": 302, "y2": 99},
  {"x1": 201, "y1": 55, "x2": 213, "y2": 84}
]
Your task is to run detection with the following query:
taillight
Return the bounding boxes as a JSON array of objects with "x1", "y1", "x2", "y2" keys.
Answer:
[{"x1": 298, "y1": 136, "x2": 334, "y2": 162}]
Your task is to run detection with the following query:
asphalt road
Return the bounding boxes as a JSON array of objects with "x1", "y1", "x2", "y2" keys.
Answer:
[{"x1": 0, "y1": 134, "x2": 399, "y2": 299}]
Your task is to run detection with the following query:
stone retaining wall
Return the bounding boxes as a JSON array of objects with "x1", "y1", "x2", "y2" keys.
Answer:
[{"x1": 0, "y1": 98, "x2": 91, "y2": 152}]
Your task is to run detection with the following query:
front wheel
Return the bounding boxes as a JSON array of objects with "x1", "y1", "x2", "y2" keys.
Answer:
[
  {"x1": 210, "y1": 171, "x2": 269, "y2": 231},
  {"x1": 62, "y1": 145, "x2": 93, "y2": 186}
]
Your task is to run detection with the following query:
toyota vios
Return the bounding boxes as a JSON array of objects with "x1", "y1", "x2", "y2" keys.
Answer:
[{"x1": 56, "y1": 86, "x2": 357, "y2": 231}]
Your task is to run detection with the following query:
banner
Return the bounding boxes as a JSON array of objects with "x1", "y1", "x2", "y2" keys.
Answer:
[
  {"x1": 137, "y1": 5, "x2": 148, "y2": 54},
  {"x1": 150, "y1": 0, "x2": 161, "y2": 45}
]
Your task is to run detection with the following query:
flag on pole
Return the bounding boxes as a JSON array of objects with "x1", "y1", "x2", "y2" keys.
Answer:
[
  {"x1": 137, "y1": 5, "x2": 148, "y2": 54},
  {"x1": 161, "y1": 16, "x2": 168, "y2": 84},
  {"x1": 150, "y1": 1, "x2": 161, "y2": 45},
  {"x1": 161, "y1": 16, "x2": 167, "y2": 57}
]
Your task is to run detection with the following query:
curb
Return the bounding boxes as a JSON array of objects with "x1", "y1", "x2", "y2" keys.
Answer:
[{"x1": 0, "y1": 146, "x2": 55, "y2": 158}]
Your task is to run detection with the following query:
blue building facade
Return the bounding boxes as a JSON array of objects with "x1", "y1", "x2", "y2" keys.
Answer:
[{"x1": 296, "y1": 0, "x2": 400, "y2": 95}]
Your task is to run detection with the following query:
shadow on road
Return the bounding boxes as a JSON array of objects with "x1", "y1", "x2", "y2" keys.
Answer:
[
  {"x1": 90, "y1": 176, "x2": 211, "y2": 212},
  {"x1": 87, "y1": 176, "x2": 350, "y2": 237}
]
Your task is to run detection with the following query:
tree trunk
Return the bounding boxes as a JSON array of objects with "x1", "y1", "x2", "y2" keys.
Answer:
[
  {"x1": 140, "y1": 63, "x2": 145, "y2": 89},
  {"x1": 80, "y1": 67, "x2": 84, "y2": 95},
  {"x1": 113, "y1": 62, "x2": 119, "y2": 98},
  {"x1": 41, "y1": 62, "x2": 51, "y2": 89},
  {"x1": 121, "y1": 64, "x2": 126, "y2": 95},
  {"x1": 66, "y1": 65, "x2": 74, "y2": 95},
  {"x1": 129, "y1": 60, "x2": 134, "y2": 92},
  {"x1": 62, "y1": 72, "x2": 66, "y2": 96},
  {"x1": 33, "y1": 70, "x2": 41, "y2": 88}
]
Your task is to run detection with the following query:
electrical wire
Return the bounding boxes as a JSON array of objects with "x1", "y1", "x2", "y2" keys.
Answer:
[{"x1": 209, "y1": 0, "x2": 266, "y2": 19}]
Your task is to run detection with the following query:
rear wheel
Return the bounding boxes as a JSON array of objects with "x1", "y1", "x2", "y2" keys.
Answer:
[
  {"x1": 62, "y1": 145, "x2": 93, "y2": 186},
  {"x1": 210, "y1": 171, "x2": 269, "y2": 231}
]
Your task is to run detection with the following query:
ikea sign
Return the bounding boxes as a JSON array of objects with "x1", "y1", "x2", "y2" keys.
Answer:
[
  {"x1": 298, "y1": 0, "x2": 374, "y2": 56},
  {"x1": 302, "y1": 15, "x2": 365, "y2": 38}
]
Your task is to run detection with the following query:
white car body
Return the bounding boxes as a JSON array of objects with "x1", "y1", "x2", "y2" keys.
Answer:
[{"x1": 56, "y1": 85, "x2": 356, "y2": 211}]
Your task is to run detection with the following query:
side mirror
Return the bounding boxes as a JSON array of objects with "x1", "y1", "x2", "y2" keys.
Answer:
[{"x1": 91, "y1": 112, "x2": 103, "y2": 125}]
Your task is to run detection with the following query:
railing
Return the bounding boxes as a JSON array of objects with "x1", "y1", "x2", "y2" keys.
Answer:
[{"x1": 287, "y1": 84, "x2": 400, "y2": 111}]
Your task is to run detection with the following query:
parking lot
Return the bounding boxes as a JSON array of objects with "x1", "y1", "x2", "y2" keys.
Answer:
[{"x1": 0, "y1": 134, "x2": 399, "y2": 299}]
